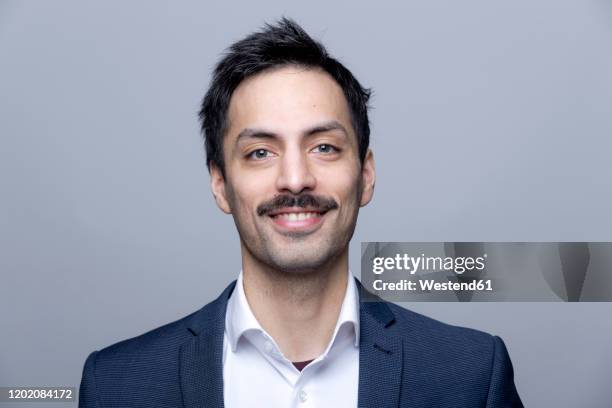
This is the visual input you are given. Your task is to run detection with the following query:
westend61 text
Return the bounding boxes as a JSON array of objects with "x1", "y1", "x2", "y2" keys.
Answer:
[{"x1": 373, "y1": 279, "x2": 493, "y2": 292}]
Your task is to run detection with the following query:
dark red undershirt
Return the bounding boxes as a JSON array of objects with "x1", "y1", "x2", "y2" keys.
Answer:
[{"x1": 292, "y1": 359, "x2": 314, "y2": 371}]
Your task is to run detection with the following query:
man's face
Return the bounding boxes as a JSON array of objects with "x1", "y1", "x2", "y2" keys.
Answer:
[{"x1": 210, "y1": 66, "x2": 375, "y2": 274}]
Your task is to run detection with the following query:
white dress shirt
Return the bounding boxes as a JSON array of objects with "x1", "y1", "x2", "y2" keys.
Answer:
[{"x1": 223, "y1": 269, "x2": 360, "y2": 408}]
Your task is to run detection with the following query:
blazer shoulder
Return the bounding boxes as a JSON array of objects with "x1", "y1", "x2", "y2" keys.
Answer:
[
  {"x1": 79, "y1": 282, "x2": 236, "y2": 407},
  {"x1": 96, "y1": 309, "x2": 197, "y2": 359},
  {"x1": 95, "y1": 281, "x2": 235, "y2": 360},
  {"x1": 382, "y1": 302, "x2": 517, "y2": 396},
  {"x1": 386, "y1": 302, "x2": 497, "y2": 350},
  {"x1": 370, "y1": 303, "x2": 521, "y2": 405}
]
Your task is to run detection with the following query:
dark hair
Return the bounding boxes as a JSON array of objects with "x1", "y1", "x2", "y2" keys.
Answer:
[{"x1": 199, "y1": 17, "x2": 372, "y2": 176}]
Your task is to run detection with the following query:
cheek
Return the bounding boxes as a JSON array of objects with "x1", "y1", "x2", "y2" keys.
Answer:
[
  {"x1": 225, "y1": 179, "x2": 254, "y2": 213},
  {"x1": 226, "y1": 166, "x2": 276, "y2": 209},
  {"x1": 230, "y1": 180, "x2": 271, "y2": 222},
  {"x1": 234, "y1": 187, "x2": 257, "y2": 213},
  {"x1": 323, "y1": 172, "x2": 361, "y2": 210}
]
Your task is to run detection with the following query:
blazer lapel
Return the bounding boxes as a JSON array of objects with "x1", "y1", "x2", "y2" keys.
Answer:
[
  {"x1": 357, "y1": 279, "x2": 403, "y2": 408},
  {"x1": 179, "y1": 281, "x2": 236, "y2": 408}
]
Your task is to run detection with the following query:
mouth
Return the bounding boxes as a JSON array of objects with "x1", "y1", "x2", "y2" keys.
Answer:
[{"x1": 267, "y1": 208, "x2": 329, "y2": 234}]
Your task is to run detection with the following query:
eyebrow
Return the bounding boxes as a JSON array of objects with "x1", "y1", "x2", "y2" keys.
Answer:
[{"x1": 235, "y1": 120, "x2": 349, "y2": 145}]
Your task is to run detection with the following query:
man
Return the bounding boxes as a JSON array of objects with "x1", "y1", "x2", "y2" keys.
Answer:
[{"x1": 80, "y1": 18, "x2": 523, "y2": 407}]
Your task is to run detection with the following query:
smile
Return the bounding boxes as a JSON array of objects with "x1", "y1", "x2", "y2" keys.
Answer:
[
  {"x1": 271, "y1": 211, "x2": 322, "y2": 221},
  {"x1": 267, "y1": 208, "x2": 329, "y2": 234}
]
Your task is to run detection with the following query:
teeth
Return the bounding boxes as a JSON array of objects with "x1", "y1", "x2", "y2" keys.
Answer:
[{"x1": 275, "y1": 212, "x2": 320, "y2": 221}]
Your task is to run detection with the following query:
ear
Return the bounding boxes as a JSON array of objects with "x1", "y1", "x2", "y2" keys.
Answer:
[
  {"x1": 210, "y1": 163, "x2": 232, "y2": 214},
  {"x1": 360, "y1": 148, "x2": 376, "y2": 207}
]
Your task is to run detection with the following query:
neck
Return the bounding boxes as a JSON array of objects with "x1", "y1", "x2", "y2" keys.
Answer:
[{"x1": 240, "y1": 244, "x2": 350, "y2": 362}]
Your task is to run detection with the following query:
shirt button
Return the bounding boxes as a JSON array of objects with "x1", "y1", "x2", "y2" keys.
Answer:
[
  {"x1": 264, "y1": 341, "x2": 274, "y2": 354},
  {"x1": 298, "y1": 389, "x2": 308, "y2": 403}
]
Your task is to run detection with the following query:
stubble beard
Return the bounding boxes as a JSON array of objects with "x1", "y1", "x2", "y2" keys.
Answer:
[
  {"x1": 239, "y1": 217, "x2": 352, "y2": 277},
  {"x1": 227, "y1": 175, "x2": 363, "y2": 279}
]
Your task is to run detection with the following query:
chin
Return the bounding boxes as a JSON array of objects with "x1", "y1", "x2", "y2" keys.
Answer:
[
  {"x1": 265, "y1": 247, "x2": 341, "y2": 274},
  {"x1": 267, "y1": 257, "x2": 325, "y2": 274}
]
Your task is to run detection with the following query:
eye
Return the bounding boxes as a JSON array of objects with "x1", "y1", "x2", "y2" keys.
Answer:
[
  {"x1": 312, "y1": 144, "x2": 338, "y2": 154},
  {"x1": 247, "y1": 148, "x2": 272, "y2": 160}
]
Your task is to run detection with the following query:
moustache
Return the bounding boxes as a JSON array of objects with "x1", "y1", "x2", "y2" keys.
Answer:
[{"x1": 257, "y1": 194, "x2": 339, "y2": 216}]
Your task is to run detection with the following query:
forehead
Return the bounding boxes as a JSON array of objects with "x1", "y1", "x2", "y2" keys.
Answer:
[{"x1": 226, "y1": 66, "x2": 354, "y2": 141}]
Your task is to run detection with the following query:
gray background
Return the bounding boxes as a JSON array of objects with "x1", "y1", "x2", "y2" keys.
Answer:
[{"x1": 1, "y1": 1, "x2": 611, "y2": 406}]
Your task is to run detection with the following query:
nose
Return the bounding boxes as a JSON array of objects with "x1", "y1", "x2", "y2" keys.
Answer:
[{"x1": 275, "y1": 147, "x2": 317, "y2": 195}]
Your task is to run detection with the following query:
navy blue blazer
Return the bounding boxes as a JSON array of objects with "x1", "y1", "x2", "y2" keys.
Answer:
[{"x1": 80, "y1": 279, "x2": 523, "y2": 407}]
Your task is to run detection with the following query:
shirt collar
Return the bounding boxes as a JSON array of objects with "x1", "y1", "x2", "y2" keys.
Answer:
[{"x1": 225, "y1": 269, "x2": 360, "y2": 353}]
